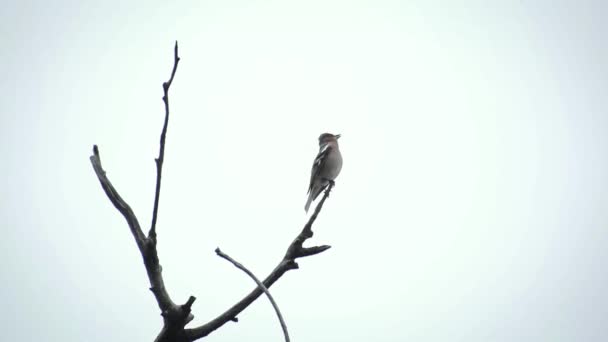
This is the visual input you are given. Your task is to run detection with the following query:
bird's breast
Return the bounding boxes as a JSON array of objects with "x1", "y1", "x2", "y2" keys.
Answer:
[{"x1": 324, "y1": 150, "x2": 343, "y2": 180}]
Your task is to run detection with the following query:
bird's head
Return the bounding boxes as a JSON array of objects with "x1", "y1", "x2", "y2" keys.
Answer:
[{"x1": 318, "y1": 133, "x2": 341, "y2": 145}]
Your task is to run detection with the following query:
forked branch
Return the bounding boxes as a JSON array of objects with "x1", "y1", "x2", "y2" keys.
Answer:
[
  {"x1": 90, "y1": 41, "x2": 194, "y2": 342},
  {"x1": 90, "y1": 145, "x2": 177, "y2": 316},
  {"x1": 184, "y1": 183, "x2": 334, "y2": 341},
  {"x1": 90, "y1": 42, "x2": 336, "y2": 342}
]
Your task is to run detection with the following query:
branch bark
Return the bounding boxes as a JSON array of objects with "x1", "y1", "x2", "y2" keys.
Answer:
[{"x1": 215, "y1": 248, "x2": 290, "y2": 342}]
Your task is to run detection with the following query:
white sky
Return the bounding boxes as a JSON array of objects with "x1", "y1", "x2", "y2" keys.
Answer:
[{"x1": 2, "y1": 1, "x2": 607, "y2": 341}]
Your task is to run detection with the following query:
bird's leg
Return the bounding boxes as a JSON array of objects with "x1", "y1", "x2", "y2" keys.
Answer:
[
  {"x1": 323, "y1": 179, "x2": 335, "y2": 187},
  {"x1": 322, "y1": 179, "x2": 335, "y2": 196}
]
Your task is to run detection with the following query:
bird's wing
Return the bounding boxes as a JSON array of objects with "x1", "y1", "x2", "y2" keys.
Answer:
[{"x1": 307, "y1": 144, "x2": 331, "y2": 194}]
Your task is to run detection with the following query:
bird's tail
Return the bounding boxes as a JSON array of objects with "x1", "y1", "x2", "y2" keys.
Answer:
[
  {"x1": 304, "y1": 192, "x2": 314, "y2": 213},
  {"x1": 304, "y1": 184, "x2": 325, "y2": 212}
]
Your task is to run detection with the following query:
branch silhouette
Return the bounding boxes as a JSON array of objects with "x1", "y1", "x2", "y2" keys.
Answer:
[
  {"x1": 215, "y1": 248, "x2": 290, "y2": 342},
  {"x1": 185, "y1": 184, "x2": 333, "y2": 340},
  {"x1": 90, "y1": 42, "x2": 336, "y2": 342},
  {"x1": 150, "y1": 41, "x2": 180, "y2": 241}
]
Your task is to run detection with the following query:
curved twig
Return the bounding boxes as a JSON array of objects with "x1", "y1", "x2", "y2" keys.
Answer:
[
  {"x1": 215, "y1": 248, "x2": 290, "y2": 342},
  {"x1": 185, "y1": 183, "x2": 334, "y2": 341}
]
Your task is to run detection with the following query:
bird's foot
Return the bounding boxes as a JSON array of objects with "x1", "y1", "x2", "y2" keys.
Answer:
[
  {"x1": 322, "y1": 179, "x2": 335, "y2": 197},
  {"x1": 324, "y1": 179, "x2": 335, "y2": 187}
]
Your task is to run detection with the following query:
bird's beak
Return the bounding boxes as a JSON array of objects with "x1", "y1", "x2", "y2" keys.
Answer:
[{"x1": 335, "y1": 134, "x2": 341, "y2": 139}]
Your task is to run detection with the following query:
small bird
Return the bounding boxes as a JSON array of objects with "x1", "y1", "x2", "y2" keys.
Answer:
[{"x1": 305, "y1": 133, "x2": 343, "y2": 212}]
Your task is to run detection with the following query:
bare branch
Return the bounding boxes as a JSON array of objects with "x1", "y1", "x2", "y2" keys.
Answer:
[
  {"x1": 150, "y1": 40, "x2": 181, "y2": 240},
  {"x1": 91, "y1": 42, "x2": 339, "y2": 342},
  {"x1": 185, "y1": 183, "x2": 335, "y2": 341},
  {"x1": 90, "y1": 145, "x2": 147, "y2": 251},
  {"x1": 90, "y1": 145, "x2": 177, "y2": 315},
  {"x1": 91, "y1": 42, "x2": 198, "y2": 342},
  {"x1": 215, "y1": 248, "x2": 290, "y2": 342}
]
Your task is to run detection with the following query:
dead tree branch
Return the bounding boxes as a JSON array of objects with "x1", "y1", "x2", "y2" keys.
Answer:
[
  {"x1": 90, "y1": 145, "x2": 181, "y2": 317},
  {"x1": 91, "y1": 41, "x2": 194, "y2": 342},
  {"x1": 90, "y1": 42, "x2": 336, "y2": 342},
  {"x1": 150, "y1": 41, "x2": 180, "y2": 241},
  {"x1": 215, "y1": 248, "x2": 290, "y2": 342},
  {"x1": 184, "y1": 183, "x2": 334, "y2": 341}
]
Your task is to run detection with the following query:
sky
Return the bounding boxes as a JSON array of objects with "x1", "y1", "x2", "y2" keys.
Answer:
[{"x1": 1, "y1": 1, "x2": 608, "y2": 341}]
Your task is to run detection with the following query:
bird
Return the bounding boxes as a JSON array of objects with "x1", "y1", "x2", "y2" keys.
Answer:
[{"x1": 305, "y1": 133, "x2": 343, "y2": 212}]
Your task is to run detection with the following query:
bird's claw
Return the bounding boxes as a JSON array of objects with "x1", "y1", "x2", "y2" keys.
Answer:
[{"x1": 325, "y1": 179, "x2": 335, "y2": 187}]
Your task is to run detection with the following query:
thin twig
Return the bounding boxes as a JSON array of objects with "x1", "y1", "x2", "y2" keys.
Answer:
[
  {"x1": 216, "y1": 248, "x2": 290, "y2": 342},
  {"x1": 150, "y1": 41, "x2": 181, "y2": 240},
  {"x1": 185, "y1": 183, "x2": 334, "y2": 341}
]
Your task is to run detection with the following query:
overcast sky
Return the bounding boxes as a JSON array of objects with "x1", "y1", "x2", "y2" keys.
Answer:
[{"x1": 2, "y1": 1, "x2": 607, "y2": 341}]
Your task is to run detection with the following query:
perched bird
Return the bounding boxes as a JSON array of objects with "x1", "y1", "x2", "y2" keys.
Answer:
[{"x1": 305, "y1": 133, "x2": 343, "y2": 212}]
